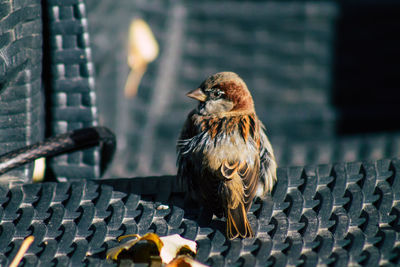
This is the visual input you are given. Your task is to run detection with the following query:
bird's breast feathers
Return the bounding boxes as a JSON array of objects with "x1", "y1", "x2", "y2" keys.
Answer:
[{"x1": 177, "y1": 113, "x2": 260, "y2": 172}]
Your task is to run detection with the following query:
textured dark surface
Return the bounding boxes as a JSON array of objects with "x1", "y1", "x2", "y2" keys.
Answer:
[
  {"x1": 1, "y1": 158, "x2": 400, "y2": 266},
  {"x1": 85, "y1": 0, "x2": 400, "y2": 178},
  {"x1": 0, "y1": 0, "x2": 43, "y2": 182},
  {"x1": 43, "y1": 0, "x2": 99, "y2": 180}
]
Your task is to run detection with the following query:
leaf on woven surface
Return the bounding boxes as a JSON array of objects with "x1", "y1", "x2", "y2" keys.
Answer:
[{"x1": 107, "y1": 233, "x2": 204, "y2": 266}]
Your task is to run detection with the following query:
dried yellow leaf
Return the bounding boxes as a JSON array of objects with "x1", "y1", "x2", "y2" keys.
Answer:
[
  {"x1": 106, "y1": 233, "x2": 198, "y2": 264},
  {"x1": 107, "y1": 233, "x2": 163, "y2": 261}
]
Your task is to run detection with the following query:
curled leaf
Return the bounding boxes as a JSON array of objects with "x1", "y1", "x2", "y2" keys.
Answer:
[
  {"x1": 107, "y1": 233, "x2": 198, "y2": 265},
  {"x1": 159, "y1": 234, "x2": 197, "y2": 264},
  {"x1": 107, "y1": 233, "x2": 163, "y2": 262}
]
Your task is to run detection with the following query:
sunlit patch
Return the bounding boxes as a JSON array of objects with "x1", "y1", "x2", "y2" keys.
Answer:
[{"x1": 124, "y1": 18, "x2": 159, "y2": 98}]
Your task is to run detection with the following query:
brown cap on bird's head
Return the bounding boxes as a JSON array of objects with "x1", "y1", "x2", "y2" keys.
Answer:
[{"x1": 187, "y1": 72, "x2": 255, "y2": 112}]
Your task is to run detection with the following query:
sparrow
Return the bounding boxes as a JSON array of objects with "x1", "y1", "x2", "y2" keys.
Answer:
[{"x1": 177, "y1": 72, "x2": 277, "y2": 239}]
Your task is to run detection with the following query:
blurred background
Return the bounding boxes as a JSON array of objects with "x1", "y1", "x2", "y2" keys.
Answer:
[{"x1": 85, "y1": 0, "x2": 400, "y2": 178}]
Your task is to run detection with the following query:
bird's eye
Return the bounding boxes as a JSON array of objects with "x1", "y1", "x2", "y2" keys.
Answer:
[{"x1": 211, "y1": 89, "x2": 223, "y2": 99}]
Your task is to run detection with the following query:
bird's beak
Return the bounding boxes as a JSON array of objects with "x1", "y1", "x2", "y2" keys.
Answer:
[{"x1": 186, "y1": 88, "x2": 207, "y2": 102}]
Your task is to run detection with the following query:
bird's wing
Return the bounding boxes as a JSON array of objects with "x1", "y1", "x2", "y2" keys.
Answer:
[
  {"x1": 258, "y1": 122, "x2": 277, "y2": 195},
  {"x1": 220, "y1": 157, "x2": 258, "y2": 238},
  {"x1": 221, "y1": 158, "x2": 260, "y2": 212}
]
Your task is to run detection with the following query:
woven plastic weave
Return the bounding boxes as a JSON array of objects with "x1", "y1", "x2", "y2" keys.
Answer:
[
  {"x1": 43, "y1": 0, "x2": 99, "y2": 180},
  {"x1": 0, "y1": 0, "x2": 43, "y2": 182},
  {"x1": 1, "y1": 158, "x2": 399, "y2": 266}
]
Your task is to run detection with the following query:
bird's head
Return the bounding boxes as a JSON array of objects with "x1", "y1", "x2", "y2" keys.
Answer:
[{"x1": 186, "y1": 72, "x2": 255, "y2": 115}]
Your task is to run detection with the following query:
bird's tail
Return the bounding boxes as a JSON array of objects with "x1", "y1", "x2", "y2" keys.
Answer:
[{"x1": 226, "y1": 202, "x2": 254, "y2": 239}]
